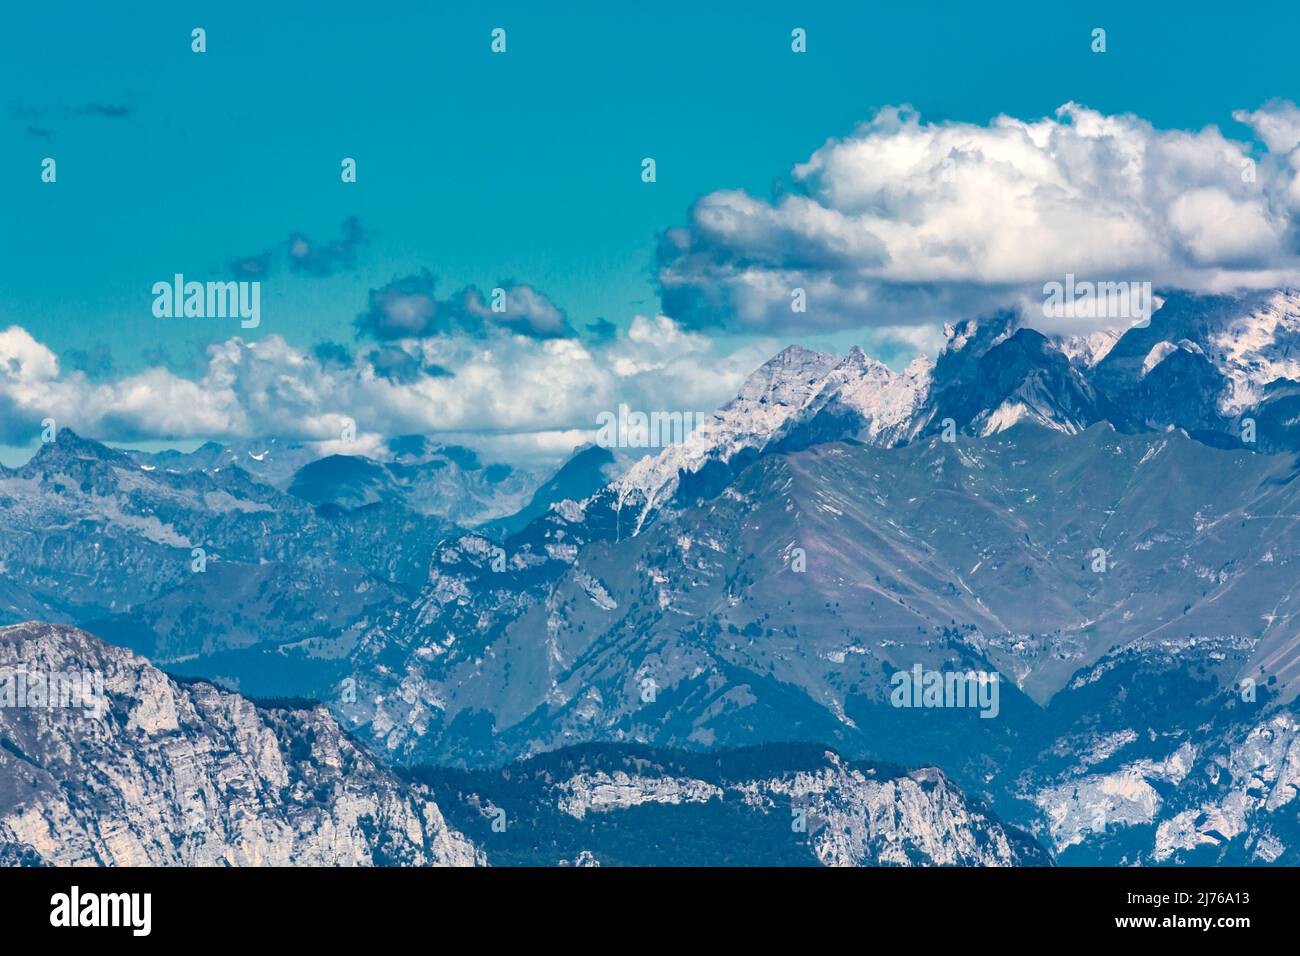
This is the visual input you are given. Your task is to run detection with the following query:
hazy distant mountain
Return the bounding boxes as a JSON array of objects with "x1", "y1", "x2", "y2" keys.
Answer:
[
  {"x1": 285, "y1": 437, "x2": 540, "y2": 525},
  {"x1": 127, "y1": 437, "x2": 323, "y2": 489},
  {"x1": 131, "y1": 433, "x2": 546, "y2": 526},
  {"x1": 0, "y1": 430, "x2": 459, "y2": 696},
  {"x1": 480, "y1": 445, "x2": 620, "y2": 540}
]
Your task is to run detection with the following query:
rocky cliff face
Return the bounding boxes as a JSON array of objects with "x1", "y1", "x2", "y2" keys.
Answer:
[
  {"x1": 1029, "y1": 713, "x2": 1300, "y2": 864},
  {"x1": 733, "y1": 755, "x2": 1040, "y2": 866},
  {"x1": 0, "y1": 622, "x2": 482, "y2": 866}
]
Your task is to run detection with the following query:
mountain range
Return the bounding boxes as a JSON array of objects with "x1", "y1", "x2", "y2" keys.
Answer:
[{"x1": 4, "y1": 289, "x2": 1300, "y2": 864}]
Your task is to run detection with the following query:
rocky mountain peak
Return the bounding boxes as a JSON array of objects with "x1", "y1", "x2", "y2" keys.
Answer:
[
  {"x1": 734, "y1": 344, "x2": 839, "y2": 406},
  {"x1": 25, "y1": 428, "x2": 130, "y2": 471},
  {"x1": 0, "y1": 622, "x2": 483, "y2": 867}
]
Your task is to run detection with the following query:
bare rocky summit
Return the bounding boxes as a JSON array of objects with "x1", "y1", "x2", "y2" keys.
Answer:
[{"x1": 0, "y1": 622, "x2": 482, "y2": 866}]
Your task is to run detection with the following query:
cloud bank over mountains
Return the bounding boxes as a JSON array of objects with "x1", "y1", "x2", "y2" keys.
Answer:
[
  {"x1": 658, "y1": 100, "x2": 1300, "y2": 333},
  {"x1": 0, "y1": 318, "x2": 772, "y2": 463},
  {"x1": 7, "y1": 101, "x2": 1300, "y2": 460}
]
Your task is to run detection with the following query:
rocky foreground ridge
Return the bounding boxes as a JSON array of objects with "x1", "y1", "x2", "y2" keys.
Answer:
[
  {"x1": 0, "y1": 623, "x2": 1045, "y2": 866},
  {"x1": 0, "y1": 622, "x2": 482, "y2": 866}
]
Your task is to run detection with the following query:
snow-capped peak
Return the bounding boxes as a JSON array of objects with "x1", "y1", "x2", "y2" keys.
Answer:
[
  {"x1": 612, "y1": 346, "x2": 839, "y2": 527},
  {"x1": 1052, "y1": 328, "x2": 1122, "y2": 368},
  {"x1": 732, "y1": 344, "x2": 842, "y2": 408},
  {"x1": 1140, "y1": 339, "x2": 1205, "y2": 378},
  {"x1": 611, "y1": 344, "x2": 938, "y2": 530},
  {"x1": 1208, "y1": 289, "x2": 1300, "y2": 413},
  {"x1": 805, "y1": 349, "x2": 933, "y2": 443}
]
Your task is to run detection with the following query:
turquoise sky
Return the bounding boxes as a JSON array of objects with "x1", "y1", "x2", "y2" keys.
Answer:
[{"x1": 4, "y1": 0, "x2": 1297, "y2": 377}]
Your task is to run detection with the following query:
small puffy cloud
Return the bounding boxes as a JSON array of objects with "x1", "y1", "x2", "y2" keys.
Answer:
[
  {"x1": 658, "y1": 101, "x2": 1300, "y2": 334},
  {"x1": 449, "y1": 283, "x2": 574, "y2": 339},
  {"x1": 287, "y1": 216, "x2": 368, "y2": 276},
  {"x1": 9, "y1": 101, "x2": 133, "y2": 139},
  {"x1": 355, "y1": 273, "x2": 575, "y2": 341},
  {"x1": 62, "y1": 343, "x2": 115, "y2": 380},
  {"x1": 354, "y1": 270, "x2": 444, "y2": 339},
  {"x1": 228, "y1": 251, "x2": 274, "y2": 280},
  {"x1": 312, "y1": 340, "x2": 354, "y2": 367},
  {"x1": 366, "y1": 345, "x2": 452, "y2": 383},
  {"x1": 77, "y1": 102, "x2": 133, "y2": 120},
  {"x1": 0, "y1": 325, "x2": 60, "y2": 382},
  {"x1": 12, "y1": 101, "x2": 133, "y2": 122},
  {"x1": 227, "y1": 217, "x2": 368, "y2": 279}
]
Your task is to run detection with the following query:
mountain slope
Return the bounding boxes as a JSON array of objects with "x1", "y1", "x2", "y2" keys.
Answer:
[
  {"x1": 919, "y1": 327, "x2": 1105, "y2": 438},
  {"x1": 11, "y1": 289, "x2": 1300, "y2": 867},
  {"x1": 344, "y1": 422, "x2": 1300, "y2": 774},
  {"x1": 610, "y1": 345, "x2": 840, "y2": 531},
  {"x1": 1029, "y1": 712, "x2": 1300, "y2": 865}
]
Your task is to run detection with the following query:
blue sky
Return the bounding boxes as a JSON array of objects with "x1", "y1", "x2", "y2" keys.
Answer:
[{"x1": 3, "y1": 1, "x2": 1300, "y2": 463}]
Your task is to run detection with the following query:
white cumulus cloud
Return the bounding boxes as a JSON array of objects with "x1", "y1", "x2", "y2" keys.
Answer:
[{"x1": 658, "y1": 101, "x2": 1300, "y2": 334}]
